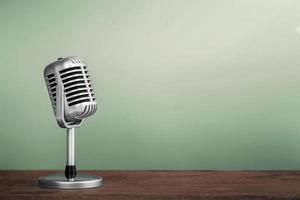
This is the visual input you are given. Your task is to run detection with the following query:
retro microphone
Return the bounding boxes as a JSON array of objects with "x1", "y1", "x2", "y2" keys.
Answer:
[{"x1": 38, "y1": 56, "x2": 103, "y2": 189}]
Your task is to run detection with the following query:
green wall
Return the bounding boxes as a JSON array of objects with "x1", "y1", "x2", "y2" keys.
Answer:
[{"x1": 1, "y1": 0, "x2": 300, "y2": 170}]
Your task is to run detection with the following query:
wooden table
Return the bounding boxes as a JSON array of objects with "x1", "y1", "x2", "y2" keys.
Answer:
[{"x1": 0, "y1": 171, "x2": 300, "y2": 199}]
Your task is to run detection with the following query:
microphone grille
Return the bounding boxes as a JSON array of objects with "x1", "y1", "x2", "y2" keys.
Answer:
[
  {"x1": 59, "y1": 65, "x2": 96, "y2": 107},
  {"x1": 46, "y1": 73, "x2": 57, "y2": 110},
  {"x1": 68, "y1": 56, "x2": 86, "y2": 65},
  {"x1": 44, "y1": 57, "x2": 98, "y2": 123}
]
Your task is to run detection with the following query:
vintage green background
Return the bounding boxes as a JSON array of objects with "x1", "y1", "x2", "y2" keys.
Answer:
[{"x1": 1, "y1": 0, "x2": 300, "y2": 170}]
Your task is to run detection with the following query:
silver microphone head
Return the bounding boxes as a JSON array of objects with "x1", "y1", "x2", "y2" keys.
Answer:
[{"x1": 44, "y1": 56, "x2": 97, "y2": 127}]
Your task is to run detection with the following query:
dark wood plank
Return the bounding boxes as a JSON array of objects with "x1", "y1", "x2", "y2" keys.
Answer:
[{"x1": 0, "y1": 171, "x2": 300, "y2": 200}]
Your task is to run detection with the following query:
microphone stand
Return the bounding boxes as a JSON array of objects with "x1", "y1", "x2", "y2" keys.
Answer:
[
  {"x1": 38, "y1": 85, "x2": 102, "y2": 189},
  {"x1": 66, "y1": 127, "x2": 75, "y2": 181}
]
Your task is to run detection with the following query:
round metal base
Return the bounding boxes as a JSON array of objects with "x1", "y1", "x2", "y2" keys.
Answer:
[{"x1": 38, "y1": 173, "x2": 103, "y2": 189}]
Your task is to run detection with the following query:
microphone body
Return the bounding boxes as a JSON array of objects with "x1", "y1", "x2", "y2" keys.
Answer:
[{"x1": 44, "y1": 56, "x2": 97, "y2": 128}]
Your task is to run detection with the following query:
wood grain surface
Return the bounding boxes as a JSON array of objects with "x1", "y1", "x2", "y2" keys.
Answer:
[{"x1": 0, "y1": 171, "x2": 300, "y2": 200}]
